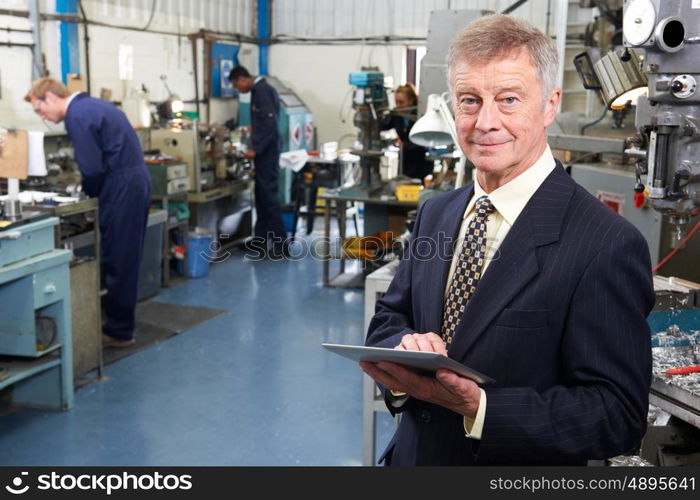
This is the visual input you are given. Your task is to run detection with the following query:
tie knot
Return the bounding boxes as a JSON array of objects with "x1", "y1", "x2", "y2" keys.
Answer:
[{"x1": 474, "y1": 196, "x2": 495, "y2": 218}]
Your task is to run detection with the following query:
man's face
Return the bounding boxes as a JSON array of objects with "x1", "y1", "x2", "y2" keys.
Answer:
[
  {"x1": 31, "y1": 92, "x2": 65, "y2": 123},
  {"x1": 232, "y1": 76, "x2": 252, "y2": 94},
  {"x1": 451, "y1": 48, "x2": 560, "y2": 188}
]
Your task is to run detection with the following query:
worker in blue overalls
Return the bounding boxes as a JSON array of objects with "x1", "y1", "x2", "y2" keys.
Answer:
[
  {"x1": 229, "y1": 66, "x2": 289, "y2": 259},
  {"x1": 26, "y1": 78, "x2": 151, "y2": 348}
]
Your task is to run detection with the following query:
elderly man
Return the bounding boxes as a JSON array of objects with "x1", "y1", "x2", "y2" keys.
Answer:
[
  {"x1": 362, "y1": 14, "x2": 654, "y2": 466},
  {"x1": 26, "y1": 78, "x2": 151, "y2": 348}
]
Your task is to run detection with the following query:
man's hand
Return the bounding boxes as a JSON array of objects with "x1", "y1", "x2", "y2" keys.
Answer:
[
  {"x1": 360, "y1": 332, "x2": 482, "y2": 418},
  {"x1": 244, "y1": 149, "x2": 256, "y2": 160}
]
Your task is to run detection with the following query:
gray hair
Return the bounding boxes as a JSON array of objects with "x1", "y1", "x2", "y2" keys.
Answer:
[{"x1": 447, "y1": 14, "x2": 559, "y2": 102}]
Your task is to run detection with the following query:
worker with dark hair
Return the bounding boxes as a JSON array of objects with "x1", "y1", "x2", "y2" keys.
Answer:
[{"x1": 229, "y1": 65, "x2": 289, "y2": 259}]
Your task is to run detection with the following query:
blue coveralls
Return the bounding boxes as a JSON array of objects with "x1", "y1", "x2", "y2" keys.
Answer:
[
  {"x1": 250, "y1": 78, "x2": 288, "y2": 252},
  {"x1": 64, "y1": 93, "x2": 152, "y2": 341}
]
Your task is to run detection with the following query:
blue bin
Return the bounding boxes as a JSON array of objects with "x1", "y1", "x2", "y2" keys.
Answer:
[
  {"x1": 178, "y1": 231, "x2": 213, "y2": 278},
  {"x1": 282, "y1": 211, "x2": 295, "y2": 233}
]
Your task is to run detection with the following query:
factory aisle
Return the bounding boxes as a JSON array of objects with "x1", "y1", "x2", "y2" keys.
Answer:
[{"x1": 0, "y1": 236, "x2": 395, "y2": 466}]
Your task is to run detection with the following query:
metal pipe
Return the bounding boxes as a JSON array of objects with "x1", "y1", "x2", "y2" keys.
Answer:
[
  {"x1": 653, "y1": 129, "x2": 670, "y2": 191},
  {"x1": 257, "y1": 0, "x2": 270, "y2": 75},
  {"x1": 0, "y1": 42, "x2": 34, "y2": 48},
  {"x1": 192, "y1": 35, "x2": 200, "y2": 118},
  {"x1": 553, "y1": 0, "x2": 568, "y2": 101},
  {"x1": 0, "y1": 9, "x2": 29, "y2": 18},
  {"x1": 78, "y1": 1, "x2": 91, "y2": 95},
  {"x1": 29, "y1": 0, "x2": 44, "y2": 79},
  {"x1": 0, "y1": 27, "x2": 33, "y2": 33}
]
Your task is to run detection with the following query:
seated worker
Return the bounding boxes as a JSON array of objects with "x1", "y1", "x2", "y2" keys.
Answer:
[{"x1": 382, "y1": 83, "x2": 434, "y2": 181}]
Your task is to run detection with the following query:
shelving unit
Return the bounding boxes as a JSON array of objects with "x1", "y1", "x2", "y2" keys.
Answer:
[
  {"x1": 0, "y1": 216, "x2": 73, "y2": 411},
  {"x1": 152, "y1": 193, "x2": 190, "y2": 286}
]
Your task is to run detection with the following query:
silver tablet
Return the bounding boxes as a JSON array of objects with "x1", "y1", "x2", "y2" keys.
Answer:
[{"x1": 322, "y1": 343, "x2": 495, "y2": 385}]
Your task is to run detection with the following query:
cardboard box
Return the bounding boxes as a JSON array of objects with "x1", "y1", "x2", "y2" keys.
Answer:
[
  {"x1": 67, "y1": 73, "x2": 87, "y2": 94},
  {"x1": 0, "y1": 129, "x2": 28, "y2": 179}
]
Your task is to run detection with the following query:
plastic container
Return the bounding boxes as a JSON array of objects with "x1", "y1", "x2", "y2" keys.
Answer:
[
  {"x1": 178, "y1": 229, "x2": 213, "y2": 278},
  {"x1": 281, "y1": 205, "x2": 295, "y2": 233}
]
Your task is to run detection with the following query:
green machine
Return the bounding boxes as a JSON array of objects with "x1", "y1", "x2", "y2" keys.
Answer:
[
  {"x1": 237, "y1": 77, "x2": 315, "y2": 205},
  {"x1": 267, "y1": 77, "x2": 315, "y2": 205}
]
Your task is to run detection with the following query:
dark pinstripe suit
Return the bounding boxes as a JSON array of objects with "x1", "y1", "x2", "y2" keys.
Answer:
[{"x1": 366, "y1": 163, "x2": 655, "y2": 465}]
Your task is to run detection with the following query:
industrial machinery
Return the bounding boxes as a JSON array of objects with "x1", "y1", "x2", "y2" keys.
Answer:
[
  {"x1": 266, "y1": 77, "x2": 315, "y2": 205},
  {"x1": 646, "y1": 275, "x2": 700, "y2": 465},
  {"x1": 557, "y1": 0, "x2": 700, "y2": 282},
  {"x1": 339, "y1": 70, "x2": 389, "y2": 197},
  {"x1": 563, "y1": 1, "x2": 700, "y2": 462},
  {"x1": 620, "y1": 0, "x2": 700, "y2": 233},
  {"x1": 575, "y1": 0, "x2": 700, "y2": 237},
  {"x1": 150, "y1": 121, "x2": 232, "y2": 193}
]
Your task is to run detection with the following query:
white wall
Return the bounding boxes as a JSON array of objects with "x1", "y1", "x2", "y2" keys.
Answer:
[
  {"x1": 1, "y1": 30, "x2": 259, "y2": 130},
  {"x1": 0, "y1": 12, "x2": 50, "y2": 131},
  {"x1": 269, "y1": 43, "x2": 406, "y2": 147},
  {"x1": 1, "y1": 0, "x2": 256, "y2": 131}
]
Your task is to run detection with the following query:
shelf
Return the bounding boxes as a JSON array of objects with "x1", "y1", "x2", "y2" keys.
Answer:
[
  {"x1": 0, "y1": 222, "x2": 74, "y2": 411},
  {"x1": 0, "y1": 354, "x2": 61, "y2": 391}
]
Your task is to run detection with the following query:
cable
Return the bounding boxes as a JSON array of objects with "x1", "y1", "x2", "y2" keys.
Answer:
[
  {"x1": 564, "y1": 151, "x2": 603, "y2": 170},
  {"x1": 653, "y1": 218, "x2": 700, "y2": 273},
  {"x1": 580, "y1": 106, "x2": 608, "y2": 135},
  {"x1": 338, "y1": 87, "x2": 353, "y2": 124},
  {"x1": 336, "y1": 133, "x2": 356, "y2": 149},
  {"x1": 502, "y1": 0, "x2": 530, "y2": 15},
  {"x1": 142, "y1": 0, "x2": 158, "y2": 31}
]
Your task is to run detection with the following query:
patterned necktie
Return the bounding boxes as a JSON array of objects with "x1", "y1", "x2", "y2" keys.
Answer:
[{"x1": 441, "y1": 195, "x2": 496, "y2": 347}]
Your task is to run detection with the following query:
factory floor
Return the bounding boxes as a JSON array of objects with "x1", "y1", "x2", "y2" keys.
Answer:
[{"x1": 0, "y1": 224, "x2": 395, "y2": 466}]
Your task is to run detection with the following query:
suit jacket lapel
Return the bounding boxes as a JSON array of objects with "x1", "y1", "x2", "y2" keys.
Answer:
[
  {"x1": 446, "y1": 164, "x2": 575, "y2": 361},
  {"x1": 427, "y1": 185, "x2": 474, "y2": 333}
]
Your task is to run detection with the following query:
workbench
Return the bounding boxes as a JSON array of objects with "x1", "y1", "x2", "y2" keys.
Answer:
[
  {"x1": 318, "y1": 191, "x2": 416, "y2": 288},
  {"x1": 27, "y1": 199, "x2": 102, "y2": 382}
]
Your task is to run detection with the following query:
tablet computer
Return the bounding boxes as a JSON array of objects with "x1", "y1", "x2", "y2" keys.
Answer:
[{"x1": 322, "y1": 343, "x2": 495, "y2": 385}]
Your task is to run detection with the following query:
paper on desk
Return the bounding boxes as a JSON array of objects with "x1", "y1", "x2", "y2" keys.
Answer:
[
  {"x1": 279, "y1": 149, "x2": 309, "y2": 172},
  {"x1": 27, "y1": 131, "x2": 47, "y2": 177},
  {"x1": 0, "y1": 190, "x2": 58, "y2": 203}
]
